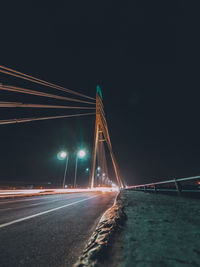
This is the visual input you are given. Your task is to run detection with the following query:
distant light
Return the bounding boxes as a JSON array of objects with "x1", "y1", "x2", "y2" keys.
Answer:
[
  {"x1": 86, "y1": 168, "x2": 89, "y2": 172},
  {"x1": 97, "y1": 167, "x2": 101, "y2": 171},
  {"x1": 57, "y1": 151, "x2": 67, "y2": 160},
  {"x1": 103, "y1": 173, "x2": 106, "y2": 176},
  {"x1": 78, "y1": 150, "x2": 86, "y2": 158}
]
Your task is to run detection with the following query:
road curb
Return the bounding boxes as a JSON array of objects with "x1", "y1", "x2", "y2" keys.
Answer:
[{"x1": 74, "y1": 191, "x2": 125, "y2": 267}]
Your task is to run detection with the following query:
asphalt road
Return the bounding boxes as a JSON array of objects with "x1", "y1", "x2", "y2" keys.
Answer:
[{"x1": 0, "y1": 192, "x2": 117, "y2": 267}]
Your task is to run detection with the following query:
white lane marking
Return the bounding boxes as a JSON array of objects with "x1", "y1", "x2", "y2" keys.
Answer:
[
  {"x1": 0, "y1": 195, "x2": 98, "y2": 229},
  {"x1": 1, "y1": 200, "x2": 68, "y2": 211},
  {"x1": 0, "y1": 196, "x2": 57, "y2": 205},
  {"x1": 0, "y1": 193, "x2": 86, "y2": 205},
  {"x1": 0, "y1": 208, "x2": 12, "y2": 212}
]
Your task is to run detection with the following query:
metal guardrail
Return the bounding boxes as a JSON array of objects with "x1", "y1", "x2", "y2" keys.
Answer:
[{"x1": 128, "y1": 176, "x2": 200, "y2": 196}]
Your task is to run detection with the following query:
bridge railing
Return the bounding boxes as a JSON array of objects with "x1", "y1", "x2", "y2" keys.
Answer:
[{"x1": 128, "y1": 176, "x2": 200, "y2": 196}]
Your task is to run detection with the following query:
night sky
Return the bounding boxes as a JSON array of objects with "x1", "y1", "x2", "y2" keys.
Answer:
[{"x1": 0, "y1": 1, "x2": 199, "y2": 186}]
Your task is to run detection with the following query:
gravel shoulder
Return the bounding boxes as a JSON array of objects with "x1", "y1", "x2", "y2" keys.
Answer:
[{"x1": 106, "y1": 190, "x2": 200, "y2": 267}]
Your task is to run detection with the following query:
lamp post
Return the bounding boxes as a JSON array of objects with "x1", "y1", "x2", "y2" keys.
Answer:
[
  {"x1": 57, "y1": 151, "x2": 68, "y2": 188},
  {"x1": 102, "y1": 173, "x2": 106, "y2": 185},
  {"x1": 86, "y1": 168, "x2": 90, "y2": 186},
  {"x1": 74, "y1": 149, "x2": 86, "y2": 188},
  {"x1": 97, "y1": 166, "x2": 101, "y2": 186}
]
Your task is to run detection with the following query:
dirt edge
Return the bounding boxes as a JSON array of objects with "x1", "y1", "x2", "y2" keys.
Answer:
[{"x1": 74, "y1": 191, "x2": 125, "y2": 267}]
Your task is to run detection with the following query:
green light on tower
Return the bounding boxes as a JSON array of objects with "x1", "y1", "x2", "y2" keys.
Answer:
[{"x1": 96, "y1": 85, "x2": 103, "y2": 99}]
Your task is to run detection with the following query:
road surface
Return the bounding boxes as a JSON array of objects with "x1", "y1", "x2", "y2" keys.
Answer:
[{"x1": 0, "y1": 192, "x2": 117, "y2": 267}]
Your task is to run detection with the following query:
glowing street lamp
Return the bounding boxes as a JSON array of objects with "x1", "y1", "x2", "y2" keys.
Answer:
[
  {"x1": 57, "y1": 151, "x2": 67, "y2": 160},
  {"x1": 85, "y1": 168, "x2": 90, "y2": 186},
  {"x1": 74, "y1": 149, "x2": 86, "y2": 188},
  {"x1": 57, "y1": 151, "x2": 68, "y2": 188},
  {"x1": 78, "y1": 150, "x2": 86, "y2": 159}
]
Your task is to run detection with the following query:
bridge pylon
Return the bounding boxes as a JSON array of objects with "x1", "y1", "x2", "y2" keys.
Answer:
[{"x1": 90, "y1": 86, "x2": 125, "y2": 189}]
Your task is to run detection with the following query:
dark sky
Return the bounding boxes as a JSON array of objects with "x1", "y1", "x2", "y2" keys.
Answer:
[{"x1": 0, "y1": 1, "x2": 199, "y2": 186}]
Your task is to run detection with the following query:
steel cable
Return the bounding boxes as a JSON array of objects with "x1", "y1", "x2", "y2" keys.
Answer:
[
  {"x1": 0, "y1": 102, "x2": 95, "y2": 109},
  {"x1": 0, "y1": 112, "x2": 95, "y2": 125},
  {"x1": 0, "y1": 84, "x2": 95, "y2": 105},
  {"x1": 0, "y1": 65, "x2": 95, "y2": 101}
]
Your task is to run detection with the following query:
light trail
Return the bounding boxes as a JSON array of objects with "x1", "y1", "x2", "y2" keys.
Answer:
[{"x1": 0, "y1": 187, "x2": 119, "y2": 198}]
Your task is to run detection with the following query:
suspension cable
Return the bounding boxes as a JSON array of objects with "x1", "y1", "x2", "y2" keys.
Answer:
[
  {"x1": 0, "y1": 65, "x2": 95, "y2": 101},
  {"x1": 0, "y1": 84, "x2": 95, "y2": 105},
  {"x1": 0, "y1": 102, "x2": 96, "y2": 109},
  {"x1": 0, "y1": 112, "x2": 95, "y2": 125}
]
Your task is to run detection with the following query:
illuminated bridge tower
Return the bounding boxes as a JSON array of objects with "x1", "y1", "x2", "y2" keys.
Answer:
[{"x1": 90, "y1": 86, "x2": 125, "y2": 189}]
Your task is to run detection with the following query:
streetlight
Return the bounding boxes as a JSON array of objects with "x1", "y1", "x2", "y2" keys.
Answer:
[
  {"x1": 86, "y1": 168, "x2": 90, "y2": 186},
  {"x1": 57, "y1": 151, "x2": 68, "y2": 188},
  {"x1": 96, "y1": 166, "x2": 101, "y2": 186},
  {"x1": 74, "y1": 149, "x2": 86, "y2": 188}
]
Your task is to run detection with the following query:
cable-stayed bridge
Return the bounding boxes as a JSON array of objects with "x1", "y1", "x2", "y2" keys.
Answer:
[
  {"x1": 0, "y1": 64, "x2": 124, "y2": 190},
  {"x1": 0, "y1": 65, "x2": 199, "y2": 267}
]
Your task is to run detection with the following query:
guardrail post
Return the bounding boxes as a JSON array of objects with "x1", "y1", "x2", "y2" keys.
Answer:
[
  {"x1": 174, "y1": 179, "x2": 182, "y2": 196},
  {"x1": 154, "y1": 184, "x2": 157, "y2": 193}
]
